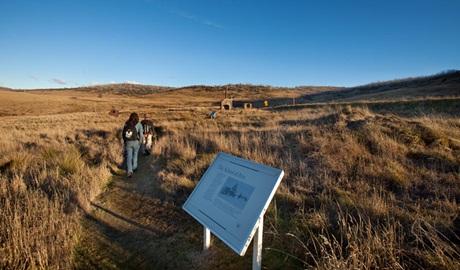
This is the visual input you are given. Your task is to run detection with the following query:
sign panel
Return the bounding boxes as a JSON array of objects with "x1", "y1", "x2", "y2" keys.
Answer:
[{"x1": 183, "y1": 152, "x2": 284, "y2": 255}]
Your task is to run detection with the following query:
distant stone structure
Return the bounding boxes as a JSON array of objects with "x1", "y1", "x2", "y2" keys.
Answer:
[{"x1": 220, "y1": 87, "x2": 233, "y2": 110}]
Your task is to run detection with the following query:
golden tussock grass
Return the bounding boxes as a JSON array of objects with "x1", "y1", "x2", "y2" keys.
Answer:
[
  {"x1": 150, "y1": 105, "x2": 460, "y2": 269},
  {"x1": 1, "y1": 88, "x2": 459, "y2": 269},
  {"x1": 0, "y1": 113, "x2": 122, "y2": 269}
]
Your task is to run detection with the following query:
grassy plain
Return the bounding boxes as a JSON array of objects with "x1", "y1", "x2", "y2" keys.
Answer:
[{"x1": 1, "y1": 73, "x2": 459, "y2": 269}]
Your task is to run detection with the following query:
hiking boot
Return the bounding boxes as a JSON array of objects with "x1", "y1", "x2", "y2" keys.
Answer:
[{"x1": 127, "y1": 172, "x2": 133, "y2": 178}]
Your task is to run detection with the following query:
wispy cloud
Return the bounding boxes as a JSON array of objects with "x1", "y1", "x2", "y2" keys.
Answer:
[
  {"x1": 29, "y1": 75, "x2": 39, "y2": 81},
  {"x1": 145, "y1": 1, "x2": 226, "y2": 29},
  {"x1": 171, "y1": 10, "x2": 225, "y2": 29},
  {"x1": 51, "y1": 78, "x2": 67, "y2": 85}
]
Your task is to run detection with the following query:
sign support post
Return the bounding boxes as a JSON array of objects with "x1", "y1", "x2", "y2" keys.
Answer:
[
  {"x1": 252, "y1": 217, "x2": 263, "y2": 270},
  {"x1": 203, "y1": 217, "x2": 264, "y2": 270},
  {"x1": 204, "y1": 227, "x2": 211, "y2": 251}
]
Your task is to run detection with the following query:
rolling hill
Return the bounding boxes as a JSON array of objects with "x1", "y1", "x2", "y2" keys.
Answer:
[{"x1": 298, "y1": 70, "x2": 460, "y2": 102}]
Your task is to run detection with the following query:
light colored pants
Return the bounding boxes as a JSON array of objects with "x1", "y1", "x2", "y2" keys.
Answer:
[
  {"x1": 142, "y1": 134, "x2": 153, "y2": 154},
  {"x1": 125, "y1": 140, "x2": 140, "y2": 173}
]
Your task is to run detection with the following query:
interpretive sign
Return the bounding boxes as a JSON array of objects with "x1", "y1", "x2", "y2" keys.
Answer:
[{"x1": 183, "y1": 152, "x2": 284, "y2": 256}]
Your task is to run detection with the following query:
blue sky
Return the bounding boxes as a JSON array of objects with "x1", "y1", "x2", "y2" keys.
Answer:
[{"x1": 1, "y1": 0, "x2": 459, "y2": 89}]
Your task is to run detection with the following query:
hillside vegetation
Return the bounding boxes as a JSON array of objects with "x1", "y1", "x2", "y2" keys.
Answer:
[
  {"x1": 299, "y1": 70, "x2": 460, "y2": 102},
  {"x1": 142, "y1": 104, "x2": 459, "y2": 269},
  {"x1": 0, "y1": 72, "x2": 459, "y2": 269}
]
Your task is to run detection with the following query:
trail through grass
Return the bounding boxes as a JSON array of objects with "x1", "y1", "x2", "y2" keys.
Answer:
[
  {"x1": 74, "y1": 154, "x2": 193, "y2": 269},
  {"x1": 73, "y1": 152, "x2": 253, "y2": 270}
]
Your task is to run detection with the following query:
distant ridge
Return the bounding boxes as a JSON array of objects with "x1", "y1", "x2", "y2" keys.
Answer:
[
  {"x1": 0, "y1": 86, "x2": 12, "y2": 91},
  {"x1": 300, "y1": 70, "x2": 460, "y2": 102},
  {"x1": 3, "y1": 70, "x2": 459, "y2": 101},
  {"x1": 76, "y1": 83, "x2": 175, "y2": 95},
  {"x1": 2, "y1": 83, "x2": 175, "y2": 95}
]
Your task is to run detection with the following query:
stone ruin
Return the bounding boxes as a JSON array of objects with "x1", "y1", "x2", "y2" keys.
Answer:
[{"x1": 220, "y1": 87, "x2": 233, "y2": 110}]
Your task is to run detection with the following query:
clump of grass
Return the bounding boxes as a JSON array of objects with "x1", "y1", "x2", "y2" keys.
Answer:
[
  {"x1": 307, "y1": 209, "x2": 405, "y2": 269},
  {"x1": 1, "y1": 180, "x2": 79, "y2": 269},
  {"x1": 0, "y1": 113, "x2": 122, "y2": 269},
  {"x1": 411, "y1": 218, "x2": 460, "y2": 269}
]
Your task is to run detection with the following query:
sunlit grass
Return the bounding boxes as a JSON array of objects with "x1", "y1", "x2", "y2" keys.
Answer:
[
  {"x1": 150, "y1": 105, "x2": 460, "y2": 269},
  {"x1": 0, "y1": 113, "x2": 123, "y2": 269},
  {"x1": 1, "y1": 95, "x2": 459, "y2": 269}
]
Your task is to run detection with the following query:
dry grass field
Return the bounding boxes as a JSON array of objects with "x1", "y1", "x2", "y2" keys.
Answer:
[{"x1": 1, "y1": 72, "x2": 459, "y2": 269}]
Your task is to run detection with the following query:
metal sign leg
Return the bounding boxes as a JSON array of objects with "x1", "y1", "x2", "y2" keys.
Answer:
[
  {"x1": 252, "y1": 217, "x2": 263, "y2": 270},
  {"x1": 204, "y1": 227, "x2": 211, "y2": 251}
]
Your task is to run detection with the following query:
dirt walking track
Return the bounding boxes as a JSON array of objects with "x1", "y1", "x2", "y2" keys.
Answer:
[
  {"x1": 73, "y1": 154, "x2": 252, "y2": 270},
  {"x1": 74, "y1": 154, "x2": 201, "y2": 269}
]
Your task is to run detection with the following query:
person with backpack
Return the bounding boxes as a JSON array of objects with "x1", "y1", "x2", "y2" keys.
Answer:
[
  {"x1": 122, "y1": 112, "x2": 143, "y2": 178},
  {"x1": 140, "y1": 114, "x2": 155, "y2": 155}
]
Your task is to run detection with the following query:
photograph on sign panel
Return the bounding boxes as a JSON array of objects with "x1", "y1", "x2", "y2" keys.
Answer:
[{"x1": 217, "y1": 176, "x2": 255, "y2": 211}]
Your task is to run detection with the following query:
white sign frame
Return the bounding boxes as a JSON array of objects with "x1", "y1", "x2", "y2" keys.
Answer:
[{"x1": 183, "y1": 152, "x2": 284, "y2": 256}]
